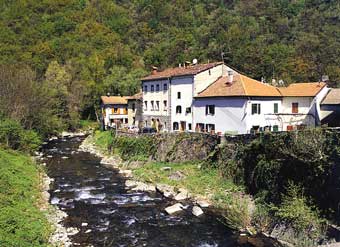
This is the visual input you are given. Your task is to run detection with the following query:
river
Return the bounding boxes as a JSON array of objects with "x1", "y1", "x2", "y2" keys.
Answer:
[{"x1": 43, "y1": 136, "x2": 254, "y2": 247}]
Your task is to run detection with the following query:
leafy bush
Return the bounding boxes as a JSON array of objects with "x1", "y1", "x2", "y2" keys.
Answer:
[{"x1": 0, "y1": 118, "x2": 41, "y2": 153}]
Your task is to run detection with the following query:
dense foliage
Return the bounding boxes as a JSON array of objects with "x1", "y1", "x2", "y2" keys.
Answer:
[
  {"x1": 0, "y1": 117, "x2": 42, "y2": 153},
  {"x1": 0, "y1": 0, "x2": 339, "y2": 136},
  {"x1": 0, "y1": 149, "x2": 50, "y2": 246}
]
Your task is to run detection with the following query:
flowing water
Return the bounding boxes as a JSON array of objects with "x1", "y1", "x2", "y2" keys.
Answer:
[{"x1": 43, "y1": 137, "x2": 251, "y2": 247}]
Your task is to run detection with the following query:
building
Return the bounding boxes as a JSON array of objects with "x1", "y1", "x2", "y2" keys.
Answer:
[
  {"x1": 100, "y1": 96, "x2": 128, "y2": 130},
  {"x1": 194, "y1": 72, "x2": 282, "y2": 134},
  {"x1": 320, "y1": 88, "x2": 340, "y2": 127},
  {"x1": 141, "y1": 62, "x2": 229, "y2": 131},
  {"x1": 194, "y1": 73, "x2": 329, "y2": 134},
  {"x1": 277, "y1": 82, "x2": 329, "y2": 130},
  {"x1": 126, "y1": 92, "x2": 143, "y2": 128}
]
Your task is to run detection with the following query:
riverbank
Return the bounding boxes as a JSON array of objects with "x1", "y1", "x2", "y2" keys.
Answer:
[
  {"x1": 85, "y1": 129, "x2": 340, "y2": 247},
  {"x1": 79, "y1": 131, "x2": 284, "y2": 246},
  {"x1": 0, "y1": 148, "x2": 51, "y2": 246}
]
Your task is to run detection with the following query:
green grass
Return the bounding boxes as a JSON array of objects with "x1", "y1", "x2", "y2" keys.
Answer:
[
  {"x1": 79, "y1": 119, "x2": 98, "y2": 130},
  {"x1": 92, "y1": 130, "x2": 114, "y2": 153},
  {"x1": 0, "y1": 148, "x2": 50, "y2": 247}
]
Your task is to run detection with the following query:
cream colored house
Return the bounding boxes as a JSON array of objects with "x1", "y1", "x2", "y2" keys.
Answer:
[
  {"x1": 126, "y1": 92, "x2": 143, "y2": 128},
  {"x1": 100, "y1": 96, "x2": 128, "y2": 130}
]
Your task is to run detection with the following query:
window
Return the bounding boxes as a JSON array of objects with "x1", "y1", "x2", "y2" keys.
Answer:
[
  {"x1": 176, "y1": 105, "x2": 182, "y2": 114},
  {"x1": 124, "y1": 118, "x2": 128, "y2": 124},
  {"x1": 144, "y1": 85, "x2": 147, "y2": 92},
  {"x1": 163, "y1": 100, "x2": 167, "y2": 111},
  {"x1": 114, "y1": 107, "x2": 118, "y2": 113},
  {"x1": 132, "y1": 103, "x2": 135, "y2": 112},
  {"x1": 206, "y1": 124, "x2": 215, "y2": 132},
  {"x1": 155, "y1": 101, "x2": 160, "y2": 111},
  {"x1": 144, "y1": 101, "x2": 148, "y2": 111},
  {"x1": 177, "y1": 92, "x2": 181, "y2": 99},
  {"x1": 156, "y1": 84, "x2": 160, "y2": 91},
  {"x1": 292, "y1": 102, "x2": 299, "y2": 113},
  {"x1": 205, "y1": 105, "x2": 215, "y2": 115},
  {"x1": 186, "y1": 107, "x2": 191, "y2": 114},
  {"x1": 151, "y1": 85, "x2": 154, "y2": 92},
  {"x1": 251, "y1": 103, "x2": 261, "y2": 115},
  {"x1": 163, "y1": 83, "x2": 168, "y2": 91},
  {"x1": 274, "y1": 103, "x2": 278, "y2": 114},
  {"x1": 273, "y1": 125, "x2": 279, "y2": 132},
  {"x1": 188, "y1": 123, "x2": 192, "y2": 130},
  {"x1": 124, "y1": 108, "x2": 128, "y2": 114},
  {"x1": 196, "y1": 123, "x2": 205, "y2": 132},
  {"x1": 151, "y1": 101, "x2": 154, "y2": 111},
  {"x1": 173, "y1": 122, "x2": 179, "y2": 131}
]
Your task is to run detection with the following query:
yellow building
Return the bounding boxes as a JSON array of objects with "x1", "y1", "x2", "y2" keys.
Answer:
[{"x1": 100, "y1": 96, "x2": 128, "y2": 130}]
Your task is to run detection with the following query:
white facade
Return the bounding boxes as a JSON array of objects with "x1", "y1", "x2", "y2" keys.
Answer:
[
  {"x1": 102, "y1": 104, "x2": 128, "y2": 129},
  {"x1": 170, "y1": 64, "x2": 230, "y2": 131},
  {"x1": 171, "y1": 76, "x2": 194, "y2": 131},
  {"x1": 193, "y1": 97, "x2": 282, "y2": 135},
  {"x1": 142, "y1": 79, "x2": 170, "y2": 130}
]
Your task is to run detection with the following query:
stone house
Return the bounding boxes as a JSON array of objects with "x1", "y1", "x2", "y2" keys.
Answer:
[{"x1": 100, "y1": 96, "x2": 128, "y2": 130}]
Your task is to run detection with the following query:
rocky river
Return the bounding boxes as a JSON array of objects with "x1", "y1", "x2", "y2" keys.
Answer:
[{"x1": 42, "y1": 136, "x2": 261, "y2": 247}]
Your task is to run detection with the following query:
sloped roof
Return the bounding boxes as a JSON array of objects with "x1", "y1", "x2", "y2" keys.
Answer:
[
  {"x1": 125, "y1": 91, "x2": 142, "y2": 100},
  {"x1": 141, "y1": 62, "x2": 223, "y2": 81},
  {"x1": 321, "y1": 88, "x2": 340, "y2": 105},
  {"x1": 101, "y1": 96, "x2": 127, "y2": 105},
  {"x1": 277, "y1": 82, "x2": 327, "y2": 97},
  {"x1": 196, "y1": 73, "x2": 281, "y2": 98}
]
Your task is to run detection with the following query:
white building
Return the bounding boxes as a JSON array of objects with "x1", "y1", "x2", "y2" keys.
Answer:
[
  {"x1": 141, "y1": 62, "x2": 229, "y2": 131},
  {"x1": 194, "y1": 72, "x2": 329, "y2": 134},
  {"x1": 194, "y1": 72, "x2": 282, "y2": 134}
]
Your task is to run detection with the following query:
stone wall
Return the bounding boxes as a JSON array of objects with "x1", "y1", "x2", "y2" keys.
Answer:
[{"x1": 116, "y1": 131, "x2": 220, "y2": 163}]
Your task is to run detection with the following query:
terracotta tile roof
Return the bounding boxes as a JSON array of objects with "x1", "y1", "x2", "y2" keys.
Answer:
[
  {"x1": 125, "y1": 91, "x2": 142, "y2": 100},
  {"x1": 321, "y1": 88, "x2": 340, "y2": 105},
  {"x1": 196, "y1": 73, "x2": 281, "y2": 97},
  {"x1": 101, "y1": 96, "x2": 127, "y2": 105},
  {"x1": 141, "y1": 62, "x2": 223, "y2": 81},
  {"x1": 277, "y1": 82, "x2": 327, "y2": 97}
]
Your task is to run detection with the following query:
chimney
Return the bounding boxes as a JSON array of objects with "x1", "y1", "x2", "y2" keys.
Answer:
[
  {"x1": 151, "y1": 66, "x2": 158, "y2": 75},
  {"x1": 227, "y1": 70, "x2": 234, "y2": 83}
]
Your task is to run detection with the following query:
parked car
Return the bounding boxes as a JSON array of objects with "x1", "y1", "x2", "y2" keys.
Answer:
[
  {"x1": 141, "y1": 127, "x2": 157, "y2": 134},
  {"x1": 127, "y1": 125, "x2": 139, "y2": 133}
]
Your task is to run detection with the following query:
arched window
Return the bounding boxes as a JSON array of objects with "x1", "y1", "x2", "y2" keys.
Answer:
[
  {"x1": 173, "y1": 122, "x2": 179, "y2": 130},
  {"x1": 176, "y1": 105, "x2": 182, "y2": 114}
]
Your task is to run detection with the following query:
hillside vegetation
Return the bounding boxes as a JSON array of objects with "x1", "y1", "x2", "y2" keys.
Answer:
[{"x1": 0, "y1": 0, "x2": 339, "y2": 136}]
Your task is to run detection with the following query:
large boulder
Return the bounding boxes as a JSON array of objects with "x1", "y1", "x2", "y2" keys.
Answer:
[{"x1": 165, "y1": 203, "x2": 184, "y2": 215}]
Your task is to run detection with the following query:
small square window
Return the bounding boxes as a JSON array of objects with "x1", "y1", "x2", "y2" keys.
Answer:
[
  {"x1": 292, "y1": 102, "x2": 299, "y2": 113},
  {"x1": 205, "y1": 105, "x2": 215, "y2": 115},
  {"x1": 151, "y1": 85, "x2": 154, "y2": 92},
  {"x1": 251, "y1": 104, "x2": 261, "y2": 115},
  {"x1": 274, "y1": 103, "x2": 278, "y2": 114},
  {"x1": 164, "y1": 84, "x2": 168, "y2": 91},
  {"x1": 156, "y1": 84, "x2": 160, "y2": 91},
  {"x1": 177, "y1": 92, "x2": 181, "y2": 99}
]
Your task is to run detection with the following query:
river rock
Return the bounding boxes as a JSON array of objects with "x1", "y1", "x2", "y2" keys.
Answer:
[
  {"x1": 192, "y1": 206, "x2": 204, "y2": 217},
  {"x1": 156, "y1": 184, "x2": 176, "y2": 198},
  {"x1": 168, "y1": 171, "x2": 186, "y2": 181},
  {"x1": 174, "y1": 188, "x2": 190, "y2": 201},
  {"x1": 131, "y1": 182, "x2": 156, "y2": 192},
  {"x1": 119, "y1": 169, "x2": 133, "y2": 177},
  {"x1": 125, "y1": 180, "x2": 138, "y2": 188},
  {"x1": 81, "y1": 222, "x2": 88, "y2": 227},
  {"x1": 196, "y1": 198, "x2": 211, "y2": 208},
  {"x1": 165, "y1": 203, "x2": 184, "y2": 215}
]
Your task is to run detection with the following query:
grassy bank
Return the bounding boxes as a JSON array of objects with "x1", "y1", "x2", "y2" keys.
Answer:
[
  {"x1": 0, "y1": 148, "x2": 50, "y2": 246},
  {"x1": 91, "y1": 129, "x2": 339, "y2": 246}
]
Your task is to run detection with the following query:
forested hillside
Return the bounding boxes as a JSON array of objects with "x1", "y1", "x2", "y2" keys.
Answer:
[{"x1": 0, "y1": 0, "x2": 339, "y2": 135}]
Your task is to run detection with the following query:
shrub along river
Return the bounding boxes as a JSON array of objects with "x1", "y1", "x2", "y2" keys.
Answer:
[{"x1": 43, "y1": 136, "x2": 257, "y2": 246}]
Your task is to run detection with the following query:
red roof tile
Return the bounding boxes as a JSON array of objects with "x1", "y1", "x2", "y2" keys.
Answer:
[
  {"x1": 277, "y1": 82, "x2": 327, "y2": 97},
  {"x1": 141, "y1": 62, "x2": 223, "y2": 81}
]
